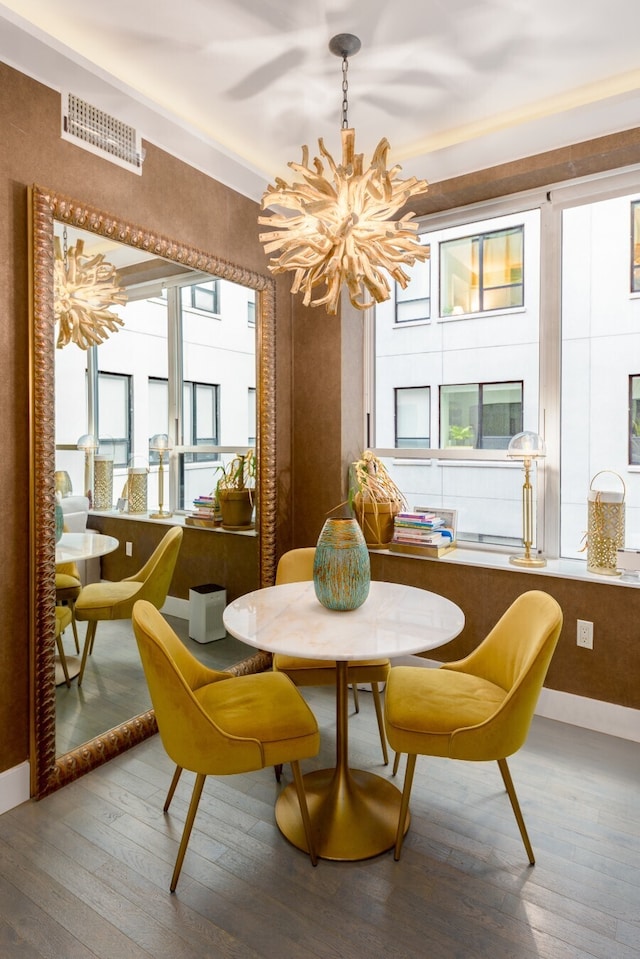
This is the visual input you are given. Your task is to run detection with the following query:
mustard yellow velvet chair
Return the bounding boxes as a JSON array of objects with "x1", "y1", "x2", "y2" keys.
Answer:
[
  {"x1": 384, "y1": 589, "x2": 563, "y2": 863},
  {"x1": 56, "y1": 562, "x2": 82, "y2": 653},
  {"x1": 272, "y1": 547, "x2": 390, "y2": 765},
  {"x1": 132, "y1": 600, "x2": 320, "y2": 891},
  {"x1": 75, "y1": 525, "x2": 183, "y2": 686}
]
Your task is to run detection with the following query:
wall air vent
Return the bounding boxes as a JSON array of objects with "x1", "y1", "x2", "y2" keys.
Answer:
[{"x1": 61, "y1": 92, "x2": 143, "y2": 174}]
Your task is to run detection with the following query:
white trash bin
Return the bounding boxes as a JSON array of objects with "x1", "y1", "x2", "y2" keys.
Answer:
[{"x1": 189, "y1": 583, "x2": 227, "y2": 643}]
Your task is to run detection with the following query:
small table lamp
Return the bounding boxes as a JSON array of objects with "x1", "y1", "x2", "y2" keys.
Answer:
[
  {"x1": 507, "y1": 430, "x2": 546, "y2": 568},
  {"x1": 149, "y1": 433, "x2": 172, "y2": 518},
  {"x1": 76, "y1": 433, "x2": 99, "y2": 502}
]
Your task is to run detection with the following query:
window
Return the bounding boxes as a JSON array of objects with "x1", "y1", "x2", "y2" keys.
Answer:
[
  {"x1": 98, "y1": 372, "x2": 131, "y2": 467},
  {"x1": 633, "y1": 201, "x2": 640, "y2": 293},
  {"x1": 150, "y1": 376, "x2": 219, "y2": 463},
  {"x1": 395, "y1": 387, "x2": 430, "y2": 447},
  {"x1": 247, "y1": 293, "x2": 256, "y2": 326},
  {"x1": 629, "y1": 376, "x2": 640, "y2": 464},
  {"x1": 248, "y1": 387, "x2": 256, "y2": 445},
  {"x1": 188, "y1": 280, "x2": 219, "y2": 314},
  {"x1": 440, "y1": 225, "x2": 524, "y2": 316},
  {"x1": 395, "y1": 251, "x2": 430, "y2": 323},
  {"x1": 441, "y1": 382, "x2": 522, "y2": 450}
]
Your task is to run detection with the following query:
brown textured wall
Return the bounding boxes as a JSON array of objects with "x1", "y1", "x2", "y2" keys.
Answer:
[
  {"x1": 0, "y1": 62, "x2": 291, "y2": 777},
  {"x1": 87, "y1": 516, "x2": 258, "y2": 604},
  {"x1": 369, "y1": 553, "x2": 639, "y2": 711}
]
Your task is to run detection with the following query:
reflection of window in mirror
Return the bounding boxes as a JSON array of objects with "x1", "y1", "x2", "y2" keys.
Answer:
[{"x1": 54, "y1": 225, "x2": 256, "y2": 512}]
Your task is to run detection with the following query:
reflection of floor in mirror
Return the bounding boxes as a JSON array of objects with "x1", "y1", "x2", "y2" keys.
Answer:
[{"x1": 55, "y1": 613, "x2": 255, "y2": 758}]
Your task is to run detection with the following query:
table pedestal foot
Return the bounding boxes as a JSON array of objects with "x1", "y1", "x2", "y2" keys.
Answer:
[{"x1": 276, "y1": 766, "x2": 409, "y2": 861}]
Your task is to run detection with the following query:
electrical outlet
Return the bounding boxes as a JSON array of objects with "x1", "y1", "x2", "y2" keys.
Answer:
[
  {"x1": 125, "y1": 541, "x2": 133, "y2": 557},
  {"x1": 577, "y1": 619, "x2": 593, "y2": 649}
]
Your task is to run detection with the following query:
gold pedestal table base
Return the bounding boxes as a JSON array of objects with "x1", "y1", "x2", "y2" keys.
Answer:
[
  {"x1": 276, "y1": 764, "x2": 408, "y2": 861},
  {"x1": 276, "y1": 660, "x2": 408, "y2": 861}
]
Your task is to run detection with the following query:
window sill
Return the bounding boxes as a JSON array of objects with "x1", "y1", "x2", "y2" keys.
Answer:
[
  {"x1": 89, "y1": 509, "x2": 257, "y2": 536},
  {"x1": 381, "y1": 544, "x2": 640, "y2": 588}
]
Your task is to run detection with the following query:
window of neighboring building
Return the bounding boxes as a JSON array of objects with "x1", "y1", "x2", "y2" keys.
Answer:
[
  {"x1": 440, "y1": 382, "x2": 523, "y2": 450},
  {"x1": 630, "y1": 375, "x2": 640, "y2": 464},
  {"x1": 150, "y1": 376, "x2": 219, "y2": 464},
  {"x1": 188, "y1": 279, "x2": 220, "y2": 314},
  {"x1": 248, "y1": 387, "x2": 256, "y2": 445},
  {"x1": 395, "y1": 250, "x2": 430, "y2": 323},
  {"x1": 632, "y1": 200, "x2": 640, "y2": 293},
  {"x1": 440, "y1": 225, "x2": 524, "y2": 316},
  {"x1": 97, "y1": 372, "x2": 131, "y2": 467},
  {"x1": 247, "y1": 294, "x2": 256, "y2": 326},
  {"x1": 395, "y1": 387, "x2": 430, "y2": 447}
]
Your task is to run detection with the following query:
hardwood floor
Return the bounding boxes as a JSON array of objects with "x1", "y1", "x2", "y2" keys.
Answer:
[{"x1": 3, "y1": 683, "x2": 639, "y2": 957}]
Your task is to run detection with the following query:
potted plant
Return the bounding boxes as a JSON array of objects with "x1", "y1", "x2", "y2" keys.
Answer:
[
  {"x1": 351, "y1": 450, "x2": 407, "y2": 549},
  {"x1": 448, "y1": 424, "x2": 474, "y2": 447},
  {"x1": 215, "y1": 450, "x2": 256, "y2": 529}
]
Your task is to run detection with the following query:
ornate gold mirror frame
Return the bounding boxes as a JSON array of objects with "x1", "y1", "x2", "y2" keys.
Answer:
[{"x1": 29, "y1": 184, "x2": 277, "y2": 798}]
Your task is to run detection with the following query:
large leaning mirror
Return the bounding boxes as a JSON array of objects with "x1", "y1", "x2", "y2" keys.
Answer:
[{"x1": 30, "y1": 185, "x2": 277, "y2": 798}]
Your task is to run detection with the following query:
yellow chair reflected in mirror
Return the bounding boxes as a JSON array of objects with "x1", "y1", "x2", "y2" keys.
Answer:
[
  {"x1": 75, "y1": 526, "x2": 183, "y2": 686},
  {"x1": 385, "y1": 589, "x2": 563, "y2": 863},
  {"x1": 55, "y1": 605, "x2": 73, "y2": 688},
  {"x1": 272, "y1": 547, "x2": 390, "y2": 765},
  {"x1": 132, "y1": 600, "x2": 320, "y2": 891},
  {"x1": 55, "y1": 562, "x2": 82, "y2": 653}
]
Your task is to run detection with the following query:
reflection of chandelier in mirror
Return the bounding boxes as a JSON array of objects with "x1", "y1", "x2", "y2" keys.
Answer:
[
  {"x1": 259, "y1": 34, "x2": 429, "y2": 315},
  {"x1": 54, "y1": 230, "x2": 127, "y2": 349}
]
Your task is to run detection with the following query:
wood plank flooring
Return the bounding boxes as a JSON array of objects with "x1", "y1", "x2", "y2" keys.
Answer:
[{"x1": 3, "y1": 685, "x2": 639, "y2": 958}]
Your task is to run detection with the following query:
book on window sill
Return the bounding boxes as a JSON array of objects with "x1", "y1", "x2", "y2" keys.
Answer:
[
  {"x1": 389, "y1": 541, "x2": 457, "y2": 558},
  {"x1": 185, "y1": 515, "x2": 221, "y2": 529}
]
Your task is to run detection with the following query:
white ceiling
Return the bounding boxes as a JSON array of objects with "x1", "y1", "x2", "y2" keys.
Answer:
[{"x1": 2, "y1": 0, "x2": 640, "y2": 201}]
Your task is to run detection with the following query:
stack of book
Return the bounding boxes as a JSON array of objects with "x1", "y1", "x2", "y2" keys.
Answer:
[
  {"x1": 390, "y1": 511, "x2": 456, "y2": 557},
  {"x1": 185, "y1": 495, "x2": 221, "y2": 528}
]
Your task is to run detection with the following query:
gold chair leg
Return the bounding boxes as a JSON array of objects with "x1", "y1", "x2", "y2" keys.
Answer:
[
  {"x1": 497, "y1": 758, "x2": 535, "y2": 865},
  {"x1": 274, "y1": 763, "x2": 283, "y2": 782},
  {"x1": 69, "y1": 600, "x2": 79, "y2": 653},
  {"x1": 351, "y1": 682, "x2": 360, "y2": 713},
  {"x1": 170, "y1": 772, "x2": 206, "y2": 892},
  {"x1": 290, "y1": 760, "x2": 317, "y2": 867},
  {"x1": 163, "y1": 765, "x2": 183, "y2": 813},
  {"x1": 55, "y1": 632, "x2": 71, "y2": 688},
  {"x1": 371, "y1": 683, "x2": 389, "y2": 765},
  {"x1": 392, "y1": 752, "x2": 401, "y2": 776},
  {"x1": 77, "y1": 621, "x2": 97, "y2": 686},
  {"x1": 394, "y1": 753, "x2": 416, "y2": 861}
]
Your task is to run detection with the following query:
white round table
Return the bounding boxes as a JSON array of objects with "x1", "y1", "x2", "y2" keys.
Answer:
[
  {"x1": 223, "y1": 579, "x2": 465, "y2": 861},
  {"x1": 55, "y1": 531, "x2": 119, "y2": 565}
]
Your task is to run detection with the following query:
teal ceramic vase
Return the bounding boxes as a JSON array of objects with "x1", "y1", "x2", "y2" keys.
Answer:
[
  {"x1": 313, "y1": 516, "x2": 370, "y2": 611},
  {"x1": 55, "y1": 501, "x2": 64, "y2": 542}
]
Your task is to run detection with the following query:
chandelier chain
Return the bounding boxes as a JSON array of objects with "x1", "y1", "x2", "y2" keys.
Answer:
[{"x1": 341, "y1": 56, "x2": 349, "y2": 129}]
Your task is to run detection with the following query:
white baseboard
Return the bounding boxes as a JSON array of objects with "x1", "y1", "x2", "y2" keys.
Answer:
[
  {"x1": 161, "y1": 595, "x2": 190, "y2": 619},
  {"x1": 0, "y1": 761, "x2": 30, "y2": 815},
  {"x1": 535, "y1": 688, "x2": 640, "y2": 742}
]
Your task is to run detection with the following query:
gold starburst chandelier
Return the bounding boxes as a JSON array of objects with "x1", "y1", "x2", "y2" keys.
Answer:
[
  {"x1": 259, "y1": 34, "x2": 429, "y2": 315},
  {"x1": 54, "y1": 231, "x2": 127, "y2": 349}
]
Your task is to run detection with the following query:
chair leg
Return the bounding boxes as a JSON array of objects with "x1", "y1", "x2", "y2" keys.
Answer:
[
  {"x1": 290, "y1": 760, "x2": 317, "y2": 867},
  {"x1": 351, "y1": 683, "x2": 360, "y2": 713},
  {"x1": 170, "y1": 772, "x2": 206, "y2": 892},
  {"x1": 77, "y1": 621, "x2": 97, "y2": 687},
  {"x1": 497, "y1": 758, "x2": 535, "y2": 865},
  {"x1": 394, "y1": 753, "x2": 416, "y2": 861},
  {"x1": 55, "y1": 632, "x2": 71, "y2": 688},
  {"x1": 69, "y1": 600, "x2": 80, "y2": 653},
  {"x1": 274, "y1": 763, "x2": 283, "y2": 782},
  {"x1": 163, "y1": 765, "x2": 183, "y2": 813},
  {"x1": 370, "y1": 683, "x2": 389, "y2": 765},
  {"x1": 392, "y1": 752, "x2": 401, "y2": 776}
]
